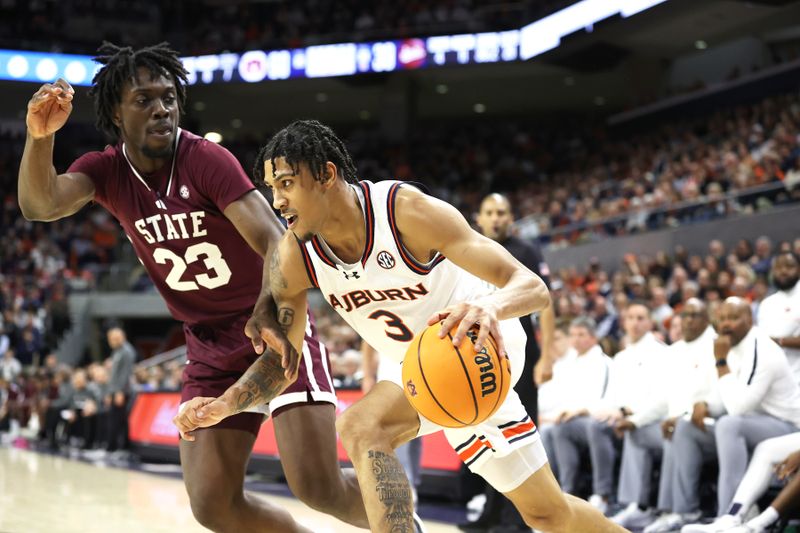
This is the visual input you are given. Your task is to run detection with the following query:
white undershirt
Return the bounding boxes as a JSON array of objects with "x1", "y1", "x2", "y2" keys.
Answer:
[{"x1": 757, "y1": 282, "x2": 800, "y2": 384}]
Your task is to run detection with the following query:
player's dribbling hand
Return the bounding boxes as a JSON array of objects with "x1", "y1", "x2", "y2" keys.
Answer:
[
  {"x1": 245, "y1": 309, "x2": 299, "y2": 380},
  {"x1": 27, "y1": 78, "x2": 75, "y2": 139},
  {"x1": 172, "y1": 396, "x2": 225, "y2": 441},
  {"x1": 427, "y1": 301, "x2": 507, "y2": 358}
]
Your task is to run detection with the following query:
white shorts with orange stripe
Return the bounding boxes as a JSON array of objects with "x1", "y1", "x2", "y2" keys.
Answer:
[{"x1": 380, "y1": 319, "x2": 549, "y2": 493}]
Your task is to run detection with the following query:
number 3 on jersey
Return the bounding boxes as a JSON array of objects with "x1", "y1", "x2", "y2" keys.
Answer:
[
  {"x1": 153, "y1": 242, "x2": 232, "y2": 291},
  {"x1": 368, "y1": 309, "x2": 413, "y2": 342}
]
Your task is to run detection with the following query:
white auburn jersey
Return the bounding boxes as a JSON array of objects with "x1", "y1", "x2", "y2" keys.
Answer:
[{"x1": 298, "y1": 180, "x2": 526, "y2": 381}]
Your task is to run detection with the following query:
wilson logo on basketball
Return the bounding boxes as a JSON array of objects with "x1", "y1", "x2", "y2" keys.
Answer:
[
  {"x1": 474, "y1": 352, "x2": 497, "y2": 397},
  {"x1": 402, "y1": 323, "x2": 510, "y2": 428},
  {"x1": 377, "y1": 251, "x2": 395, "y2": 269},
  {"x1": 467, "y1": 330, "x2": 497, "y2": 397}
]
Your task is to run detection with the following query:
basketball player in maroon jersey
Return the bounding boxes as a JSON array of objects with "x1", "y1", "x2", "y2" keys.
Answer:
[{"x1": 18, "y1": 43, "x2": 368, "y2": 532}]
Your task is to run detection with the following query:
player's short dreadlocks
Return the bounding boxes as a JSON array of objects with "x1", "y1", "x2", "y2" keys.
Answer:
[
  {"x1": 254, "y1": 120, "x2": 358, "y2": 185},
  {"x1": 89, "y1": 42, "x2": 188, "y2": 141}
]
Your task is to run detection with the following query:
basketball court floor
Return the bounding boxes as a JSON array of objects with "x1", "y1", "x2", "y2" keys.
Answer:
[{"x1": 0, "y1": 447, "x2": 460, "y2": 533}]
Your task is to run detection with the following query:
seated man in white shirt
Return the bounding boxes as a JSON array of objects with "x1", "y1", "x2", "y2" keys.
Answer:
[
  {"x1": 547, "y1": 317, "x2": 614, "y2": 513},
  {"x1": 537, "y1": 319, "x2": 575, "y2": 482},
  {"x1": 706, "y1": 298, "x2": 800, "y2": 516},
  {"x1": 611, "y1": 299, "x2": 717, "y2": 531},
  {"x1": 587, "y1": 301, "x2": 668, "y2": 525},
  {"x1": 756, "y1": 251, "x2": 800, "y2": 384}
]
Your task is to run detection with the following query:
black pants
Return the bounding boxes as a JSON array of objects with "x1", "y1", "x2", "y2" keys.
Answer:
[
  {"x1": 106, "y1": 398, "x2": 129, "y2": 451},
  {"x1": 44, "y1": 408, "x2": 97, "y2": 449},
  {"x1": 44, "y1": 406, "x2": 62, "y2": 448},
  {"x1": 94, "y1": 410, "x2": 109, "y2": 449},
  {"x1": 73, "y1": 413, "x2": 98, "y2": 449}
]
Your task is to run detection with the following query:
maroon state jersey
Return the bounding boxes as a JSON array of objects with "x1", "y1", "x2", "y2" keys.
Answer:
[
  {"x1": 68, "y1": 129, "x2": 263, "y2": 326},
  {"x1": 68, "y1": 131, "x2": 337, "y2": 422}
]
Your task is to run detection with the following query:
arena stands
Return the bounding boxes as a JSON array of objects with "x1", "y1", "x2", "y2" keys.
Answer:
[{"x1": 0, "y1": 0, "x2": 577, "y2": 54}]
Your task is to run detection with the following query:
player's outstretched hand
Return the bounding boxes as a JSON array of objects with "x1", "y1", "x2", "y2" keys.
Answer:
[
  {"x1": 245, "y1": 309, "x2": 298, "y2": 379},
  {"x1": 27, "y1": 78, "x2": 74, "y2": 139},
  {"x1": 173, "y1": 396, "x2": 230, "y2": 441},
  {"x1": 427, "y1": 301, "x2": 507, "y2": 358}
]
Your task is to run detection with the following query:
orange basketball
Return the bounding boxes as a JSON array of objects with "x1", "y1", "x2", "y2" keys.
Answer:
[{"x1": 402, "y1": 323, "x2": 511, "y2": 428}]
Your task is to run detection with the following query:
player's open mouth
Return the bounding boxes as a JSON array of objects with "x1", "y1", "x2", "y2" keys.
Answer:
[
  {"x1": 148, "y1": 125, "x2": 173, "y2": 138},
  {"x1": 283, "y1": 214, "x2": 298, "y2": 228}
]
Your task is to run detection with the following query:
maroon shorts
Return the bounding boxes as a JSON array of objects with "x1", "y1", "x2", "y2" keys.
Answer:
[{"x1": 180, "y1": 311, "x2": 336, "y2": 436}]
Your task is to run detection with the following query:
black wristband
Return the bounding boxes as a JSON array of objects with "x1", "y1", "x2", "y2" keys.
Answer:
[{"x1": 715, "y1": 358, "x2": 728, "y2": 368}]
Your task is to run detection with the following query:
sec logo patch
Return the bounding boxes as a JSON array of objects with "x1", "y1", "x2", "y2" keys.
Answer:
[{"x1": 377, "y1": 251, "x2": 395, "y2": 269}]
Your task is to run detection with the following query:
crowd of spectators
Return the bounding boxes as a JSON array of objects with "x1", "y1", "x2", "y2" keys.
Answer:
[
  {"x1": 337, "y1": 91, "x2": 800, "y2": 247},
  {"x1": 1, "y1": 353, "x2": 102, "y2": 447},
  {"x1": 0, "y1": 124, "x2": 123, "y2": 405},
  {"x1": 3, "y1": 85, "x2": 798, "y2": 298},
  {"x1": 0, "y1": 327, "x2": 136, "y2": 456},
  {"x1": 0, "y1": 86, "x2": 797, "y2": 392},
  {"x1": 107, "y1": 232, "x2": 800, "y2": 393},
  {"x1": 0, "y1": 0, "x2": 574, "y2": 55},
  {"x1": 172, "y1": 88, "x2": 800, "y2": 251},
  {"x1": 530, "y1": 238, "x2": 800, "y2": 531}
]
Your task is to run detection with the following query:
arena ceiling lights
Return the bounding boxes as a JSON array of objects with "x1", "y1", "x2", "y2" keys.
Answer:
[{"x1": 0, "y1": 0, "x2": 666, "y2": 86}]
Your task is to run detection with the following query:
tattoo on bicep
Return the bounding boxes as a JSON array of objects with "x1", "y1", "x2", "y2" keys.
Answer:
[
  {"x1": 368, "y1": 450, "x2": 413, "y2": 532},
  {"x1": 233, "y1": 349, "x2": 287, "y2": 413},
  {"x1": 269, "y1": 250, "x2": 288, "y2": 290}
]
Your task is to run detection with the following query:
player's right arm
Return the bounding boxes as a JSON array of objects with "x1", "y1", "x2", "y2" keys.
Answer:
[
  {"x1": 221, "y1": 235, "x2": 312, "y2": 407},
  {"x1": 173, "y1": 234, "x2": 313, "y2": 439},
  {"x1": 18, "y1": 79, "x2": 95, "y2": 221}
]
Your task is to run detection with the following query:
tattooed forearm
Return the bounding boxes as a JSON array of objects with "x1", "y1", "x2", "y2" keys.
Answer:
[
  {"x1": 277, "y1": 307, "x2": 294, "y2": 332},
  {"x1": 368, "y1": 450, "x2": 413, "y2": 532},
  {"x1": 228, "y1": 349, "x2": 289, "y2": 414},
  {"x1": 269, "y1": 249, "x2": 288, "y2": 290}
]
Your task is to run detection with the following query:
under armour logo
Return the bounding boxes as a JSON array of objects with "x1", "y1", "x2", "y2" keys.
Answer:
[
  {"x1": 406, "y1": 380, "x2": 417, "y2": 397},
  {"x1": 343, "y1": 271, "x2": 360, "y2": 280}
]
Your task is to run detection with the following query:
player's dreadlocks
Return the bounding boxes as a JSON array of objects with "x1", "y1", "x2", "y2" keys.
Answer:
[
  {"x1": 254, "y1": 120, "x2": 358, "y2": 185},
  {"x1": 89, "y1": 42, "x2": 188, "y2": 141}
]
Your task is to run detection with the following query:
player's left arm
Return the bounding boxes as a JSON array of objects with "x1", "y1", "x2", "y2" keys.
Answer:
[
  {"x1": 395, "y1": 187, "x2": 551, "y2": 355},
  {"x1": 223, "y1": 189, "x2": 284, "y2": 257},
  {"x1": 223, "y1": 190, "x2": 293, "y2": 357}
]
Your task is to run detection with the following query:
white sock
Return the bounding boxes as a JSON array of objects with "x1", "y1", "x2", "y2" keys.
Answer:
[{"x1": 747, "y1": 506, "x2": 779, "y2": 530}]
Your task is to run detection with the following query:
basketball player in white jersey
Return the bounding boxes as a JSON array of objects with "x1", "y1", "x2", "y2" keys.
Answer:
[{"x1": 175, "y1": 120, "x2": 624, "y2": 533}]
